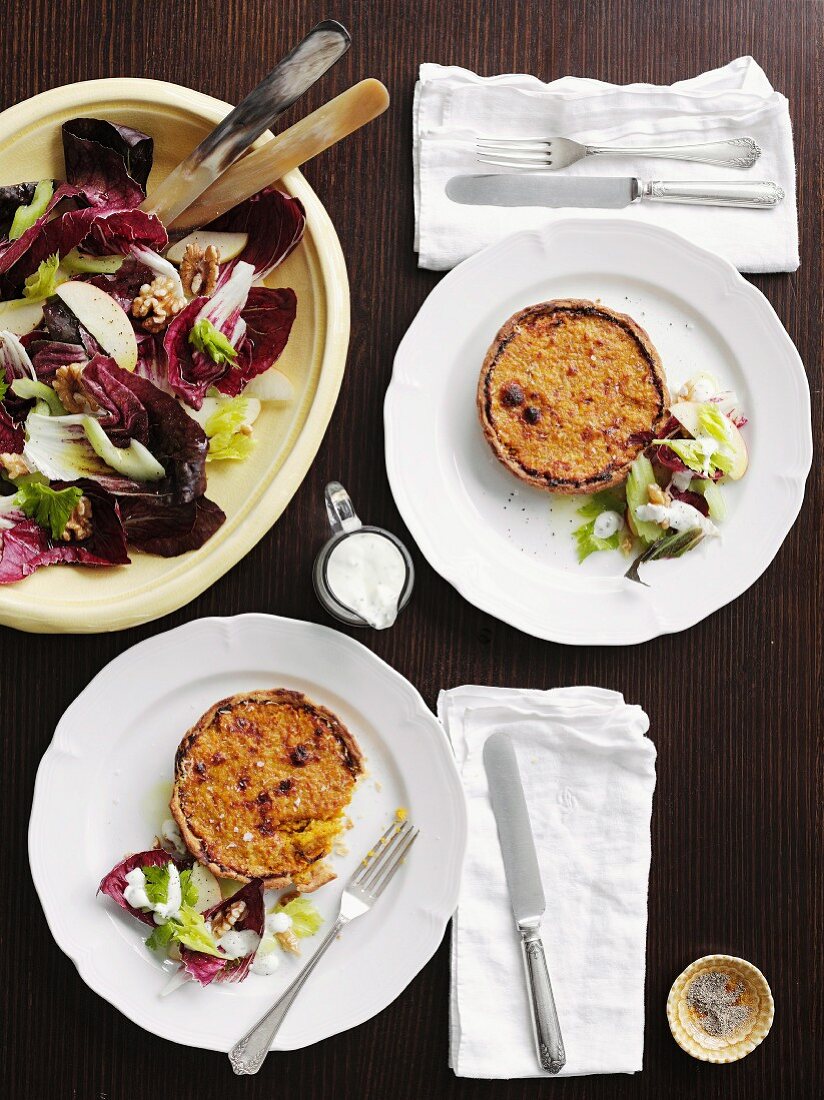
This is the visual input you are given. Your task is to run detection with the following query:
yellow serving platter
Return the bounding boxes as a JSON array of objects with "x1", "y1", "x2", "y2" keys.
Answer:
[{"x1": 0, "y1": 78, "x2": 349, "y2": 632}]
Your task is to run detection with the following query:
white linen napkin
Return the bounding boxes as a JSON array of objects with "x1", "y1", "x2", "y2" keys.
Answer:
[
  {"x1": 438, "y1": 685, "x2": 656, "y2": 1078},
  {"x1": 414, "y1": 57, "x2": 797, "y2": 273}
]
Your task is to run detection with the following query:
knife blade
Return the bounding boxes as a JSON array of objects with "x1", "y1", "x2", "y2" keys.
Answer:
[
  {"x1": 142, "y1": 20, "x2": 351, "y2": 226},
  {"x1": 446, "y1": 173, "x2": 785, "y2": 209},
  {"x1": 483, "y1": 733, "x2": 566, "y2": 1074},
  {"x1": 447, "y1": 172, "x2": 635, "y2": 209},
  {"x1": 484, "y1": 733, "x2": 547, "y2": 922}
]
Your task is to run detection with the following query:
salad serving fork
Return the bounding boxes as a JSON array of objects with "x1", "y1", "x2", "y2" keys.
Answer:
[
  {"x1": 229, "y1": 818, "x2": 420, "y2": 1075},
  {"x1": 143, "y1": 19, "x2": 352, "y2": 226},
  {"x1": 476, "y1": 135, "x2": 762, "y2": 171}
]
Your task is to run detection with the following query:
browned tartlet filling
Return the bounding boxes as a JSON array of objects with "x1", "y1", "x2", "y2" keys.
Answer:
[
  {"x1": 478, "y1": 300, "x2": 669, "y2": 493},
  {"x1": 171, "y1": 689, "x2": 363, "y2": 891}
]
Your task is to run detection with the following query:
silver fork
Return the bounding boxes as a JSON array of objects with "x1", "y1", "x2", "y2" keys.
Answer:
[
  {"x1": 475, "y1": 135, "x2": 761, "y2": 171},
  {"x1": 228, "y1": 819, "x2": 419, "y2": 1074}
]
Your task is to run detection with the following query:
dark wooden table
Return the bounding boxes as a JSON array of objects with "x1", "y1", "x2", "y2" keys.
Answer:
[{"x1": 2, "y1": 1, "x2": 821, "y2": 1097}]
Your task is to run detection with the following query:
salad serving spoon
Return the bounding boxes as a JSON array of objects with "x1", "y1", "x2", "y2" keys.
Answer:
[
  {"x1": 169, "y1": 78, "x2": 390, "y2": 231},
  {"x1": 142, "y1": 19, "x2": 351, "y2": 226}
]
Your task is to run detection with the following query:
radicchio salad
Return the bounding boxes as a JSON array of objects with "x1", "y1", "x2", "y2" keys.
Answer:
[
  {"x1": 0, "y1": 117, "x2": 305, "y2": 582},
  {"x1": 571, "y1": 371, "x2": 749, "y2": 577},
  {"x1": 99, "y1": 828, "x2": 324, "y2": 993}
]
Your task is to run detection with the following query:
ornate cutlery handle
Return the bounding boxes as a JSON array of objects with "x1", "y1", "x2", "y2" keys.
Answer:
[
  {"x1": 228, "y1": 917, "x2": 345, "y2": 1075},
  {"x1": 520, "y1": 926, "x2": 566, "y2": 1074},
  {"x1": 586, "y1": 137, "x2": 761, "y2": 169},
  {"x1": 638, "y1": 179, "x2": 785, "y2": 207}
]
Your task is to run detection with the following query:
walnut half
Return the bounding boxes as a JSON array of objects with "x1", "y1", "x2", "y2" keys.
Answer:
[
  {"x1": 209, "y1": 898, "x2": 247, "y2": 940},
  {"x1": 180, "y1": 243, "x2": 220, "y2": 298},
  {"x1": 0, "y1": 452, "x2": 31, "y2": 480},
  {"x1": 62, "y1": 496, "x2": 93, "y2": 541},
  {"x1": 132, "y1": 275, "x2": 186, "y2": 333},
  {"x1": 53, "y1": 364, "x2": 98, "y2": 414}
]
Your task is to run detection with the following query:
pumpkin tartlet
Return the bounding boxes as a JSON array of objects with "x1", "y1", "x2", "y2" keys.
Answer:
[
  {"x1": 478, "y1": 299, "x2": 669, "y2": 493},
  {"x1": 170, "y1": 689, "x2": 363, "y2": 892}
]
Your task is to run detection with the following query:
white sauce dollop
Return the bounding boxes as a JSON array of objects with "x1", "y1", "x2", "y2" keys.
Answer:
[
  {"x1": 123, "y1": 863, "x2": 183, "y2": 924},
  {"x1": 250, "y1": 947, "x2": 282, "y2": 976},
  {"x1": 593, "y1": 510, "x2": 623, "y2": 539},
  {"x1": 218, "y1": 929, "x2": 261, "y2": 960},
  {"x1": 326, "y1": 532, "x2": 406, "y2": 630},
  {"x1": 265, "y1": 911, "x2": 293, "y2": 934},
  {"x1": 635, "y1": 501, "x2": 717, "y2": 536}
]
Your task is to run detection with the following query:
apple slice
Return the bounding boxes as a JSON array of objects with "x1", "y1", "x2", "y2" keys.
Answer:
[
  {"x1": 242, "y1": 368, "x2": 294, "y2": 403},
  {"x1": 0, "y1": 297, "x2": 44, "y2": 336},
  {"x1": 188, "y1": 862, "x2": 222, "y2": 913},
  {"x1": 56, "y1": 280, "x2": 138, "y2": 371},
  {"x1": 166, "y1": 231, "x2": 249, "y2": 266},
  {"x1": 670, "y1": 400, "x2": 748, "y2": 481}
]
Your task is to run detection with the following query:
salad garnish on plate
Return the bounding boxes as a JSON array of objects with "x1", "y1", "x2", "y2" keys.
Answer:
[
  {"x1": 99, "y1": 848, "x2": 325, "y2": 992},
  {"x1": 570, "y1": 371, "x2": 748, "y2": 577},
  {"x1": 0, "y1": 117, "x2": 305, "y2": 582}
]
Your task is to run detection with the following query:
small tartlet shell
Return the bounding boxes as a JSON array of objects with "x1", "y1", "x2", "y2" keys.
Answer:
[{"x1": 667, "y1": 954, "x2": 774, "y2": 1063}]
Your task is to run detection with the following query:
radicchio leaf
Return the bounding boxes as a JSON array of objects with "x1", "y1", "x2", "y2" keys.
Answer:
[
  {"x1": 56, "y1": 205, "x2": 167, "y2": 259},
  {"x1": 133, "y1": 332, "x2": 173, "y2": 393},
  {"x1": 162, "y1": 295, "x2": 221, "y2": 408},
  {"x1": 86, "y1": 254, "x2": 154, "y2": 311},
  {"x1": 180, "y1": 880, "x2": 264, "y2": 986},
  {"x1": 0, "y1": 406, "x2": 24, "y2": 453},
  {"x1": 42, "y1": 298, "x2": 89, "y2": 345},
  {"x1": 210, "y1": 186, "x2": 305, "y2": 282},
  {"x1": 0, "y1": 479, "x2": 129, "y2": 584},
  {"x1": 0, "y1": 194, "x2": 166, "y2": 294},
  {"x1": 214, "y1": 286, "x2": 297, "y2": 396},
  {"x1": 98, "y1": 849, "x2": 187, "y2": 927},
  {"x1": 24, "y1": 299, "x2": 102, "y2": 382},
  {"x1": 669, "y1": 486, "x2": 710, "y2": 516},
  {"x1": 82, "y1": 356, "x2": 208, "y2": 502},
  {"x1": 163, "y1": 270, "x2": 296, "y2": 407},
  {"x1": 28, "y1": 340, "x2": 88, "y2": 384},
  {"x1": 118, "y1": 494, "x2": 225, "y2": 556},
  {"x1": 62, "y1": 117, "x2": 153, "y2": 205}
]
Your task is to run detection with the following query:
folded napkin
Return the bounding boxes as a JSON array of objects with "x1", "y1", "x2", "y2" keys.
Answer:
[
  {"x1": 414, "y1": 56, "x2": 798, "y2": 272},
  {"x1": 439, "y1": 686, "x2": 656, "y2": 1078}
]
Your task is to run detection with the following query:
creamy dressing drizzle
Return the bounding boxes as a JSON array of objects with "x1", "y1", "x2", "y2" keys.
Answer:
[
  {"x1": 123, "y1": 863, "x2": 183, "y2": 924},
  {"x1": 635, "y1": 501, "x2": 717, "y2": 536}
]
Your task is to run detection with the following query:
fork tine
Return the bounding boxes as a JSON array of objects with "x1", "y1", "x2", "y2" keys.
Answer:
[
  {"x1": 352, "y1": 820, "x2": 412, "y2": 891},
  {"x1": 476, "y1": 145, "x2": 550, "y2": 158},
  {"x1": 350, "y1": 821, "x2": 398, "y2": 885},
  {"x1": 370, "y1": 827, "x2": 419, "y2": 899},
  {"x1": 357, "y1": 822, "x2": 410, "y2": 893},
  {"x1": 476, "y1": 137, "x2": 550, "y2": 146},
  {"x1": 476, "y1": 154, "x2": 551, "y2": 170},
  {"x1": 477, "y1": 151, "x2": 549, "y2": 164}
]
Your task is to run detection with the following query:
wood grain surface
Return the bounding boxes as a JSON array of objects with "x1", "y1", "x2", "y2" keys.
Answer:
[{"x1": 1, "y1": 1, "x2": 821, "y2": 1097}]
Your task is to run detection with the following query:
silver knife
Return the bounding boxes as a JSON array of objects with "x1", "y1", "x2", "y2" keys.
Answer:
[
  {"x1": 142, "y1": 20, "x2": 351, "y2": 226},
  {"x1": 446, "y1": 173, "x2": 785, "y2": 209},
  {"x1": 483, "y1": 732, "x2": 566, "y2": 1074}
]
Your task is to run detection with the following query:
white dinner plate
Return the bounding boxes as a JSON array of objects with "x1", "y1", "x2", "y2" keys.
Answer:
[
  {"x1": 29, "y1": 614, "x2": 466, "y2": 1051},
  {"x1": 385, "y1": 219, "x2": 812, "y2": 645}
]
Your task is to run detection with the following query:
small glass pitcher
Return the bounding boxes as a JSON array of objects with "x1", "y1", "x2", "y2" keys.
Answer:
[{"x1": 313, "y1": 482, "x2": 415, "y2": 628}]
